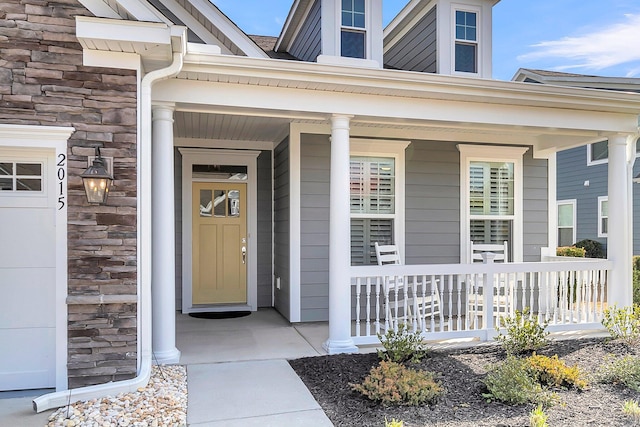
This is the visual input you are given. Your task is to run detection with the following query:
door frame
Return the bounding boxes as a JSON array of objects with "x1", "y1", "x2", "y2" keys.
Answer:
[
  {"x1": 180, "y1": 148, "x2": 260, "y2": 313},
  {"x1": 0, "y1": 124, "x2": 73, "y2": 391}
]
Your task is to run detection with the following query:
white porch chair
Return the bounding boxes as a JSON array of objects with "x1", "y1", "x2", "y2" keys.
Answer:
[
  {"x1": 466, "y1": 240, "x2": 514, "y2": 327},
  {"x1": 374, "y1": 242, "x2": 441, "y2": 331}
]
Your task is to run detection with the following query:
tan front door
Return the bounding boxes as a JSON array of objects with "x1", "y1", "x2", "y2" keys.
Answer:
[{"x1": 192, "y1": 182, "x2": 247, "y2": 305}]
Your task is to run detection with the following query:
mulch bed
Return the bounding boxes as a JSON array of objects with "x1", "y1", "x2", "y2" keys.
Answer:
[{"x1": 289, "y1": 338, "x2": 640, "y2": 426}]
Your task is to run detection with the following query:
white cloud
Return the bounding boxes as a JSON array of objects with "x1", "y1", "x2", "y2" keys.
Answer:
[{"x1": 518, "y1": 14, "x2": 640, "y2": 72}]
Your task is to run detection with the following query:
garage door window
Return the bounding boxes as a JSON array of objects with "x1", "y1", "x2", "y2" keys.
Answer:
[{"x1": 0, "y1": 161, "x2": 43, "y2": 192}]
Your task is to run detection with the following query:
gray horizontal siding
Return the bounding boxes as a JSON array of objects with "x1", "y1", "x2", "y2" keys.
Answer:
[
  {"x1": 274, "y1": 138, "x2": 291, "y2": 319},
  {"x1": 384, "y1": 6, "x2": 437, "y2": 73},
  {"x1": 289, "y1": 0, "x2": 321, "y2": 62},
  {"x1": 257, "y1": 151, "x2": 273, "y2": 307},
  {"x1": 523, "y1": 151, "x2": 548, "y2": 261}
]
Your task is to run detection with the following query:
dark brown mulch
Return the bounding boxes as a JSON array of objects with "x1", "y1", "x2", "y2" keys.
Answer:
[{"x1": 289, "y1": 338, "x2": 640, "y2": 427}]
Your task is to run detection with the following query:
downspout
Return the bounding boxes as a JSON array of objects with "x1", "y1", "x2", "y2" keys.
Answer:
[{"x1": 33, "y1": 27, "x2": 187, "y2": 413}]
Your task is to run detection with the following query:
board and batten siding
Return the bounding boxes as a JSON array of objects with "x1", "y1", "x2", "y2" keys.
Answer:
[
  {"x1": 523, "y1": 150, "x2": 548, "y2": 261},
  {"x1": 289, "y1": 0, "x2": 322, "y2": 62},
  {"x1": 384, "y1": 6, "x2": 437, "y2": 73},
  {"x1": 274, "y1": 138, "x2": 291, "y2": 319},
  {"x1": 557, "y1": 145, "x2": 640, "y2": 254}
]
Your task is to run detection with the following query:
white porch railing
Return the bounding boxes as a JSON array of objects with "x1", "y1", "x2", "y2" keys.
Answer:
[{"x1": 350, "y1": 259, "x2": 611, "y2": 345}]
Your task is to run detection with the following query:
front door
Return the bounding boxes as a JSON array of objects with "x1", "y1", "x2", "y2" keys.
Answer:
[{"x1": 192, "y1": 182, "x2": 247, "y2": 305}]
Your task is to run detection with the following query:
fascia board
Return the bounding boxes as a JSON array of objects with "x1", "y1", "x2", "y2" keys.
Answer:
[
  {"x1": 275, "y1": 0, "x2": 314, "y2": 53},
  {"x1": 76, "y1": 16, "x2": 172, "y2": 50},
  {"x1": 116, "y1": 0, "x2": 166, "y2": 22},
  {"x1": 187, "y1": 0, "x2": 268, "y2": 58},
  {"x1": 179, "y1": 54, "x2": 640, "y2": 115},
  {"x1": 76, "y1": 0, "x2": 121, "y2": 19}
]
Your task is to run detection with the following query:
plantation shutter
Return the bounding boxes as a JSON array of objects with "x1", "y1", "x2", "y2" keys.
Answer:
[{"x1": 350, "y1": 156, "x2": 395, "y2": 265}]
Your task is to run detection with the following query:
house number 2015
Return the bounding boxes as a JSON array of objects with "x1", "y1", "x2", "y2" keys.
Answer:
[{"x1": 57, "y1": 153, "x2": 66, "y2": 210}]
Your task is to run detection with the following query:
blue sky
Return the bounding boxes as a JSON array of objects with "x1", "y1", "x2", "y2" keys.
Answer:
[{"x1": 211, "y1": 0, "x2": 640, "y2": 81}]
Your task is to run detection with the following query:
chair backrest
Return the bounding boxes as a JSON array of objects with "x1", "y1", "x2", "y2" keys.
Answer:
[
  {"x1": 374, "y1": 242, "x2": 402, "y2": 266},
  {"x1": 469, "y1": 240, "x2": 509, "y2": 263}
]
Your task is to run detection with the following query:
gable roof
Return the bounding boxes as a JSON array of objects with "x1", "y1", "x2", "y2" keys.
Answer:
[
  {"x1": 78, "y1": 0, "x2": 268, "y2": 58},
  {"x1": 512, "y1": 68, "x2": 640, "y2": 93}
]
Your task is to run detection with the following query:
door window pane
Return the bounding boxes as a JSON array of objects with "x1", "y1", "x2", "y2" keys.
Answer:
[
  {"x1": 228, "y1": 190, "x2": 240, "y2": 217},
  {"x1": 0, "y1": 163, "x2": 12, "y2": 175},
  {"x1": 214, "y1": 190, "x2": 226, "y2": 217},
  {"x1": 199, "y1": 189, "x2": 213, "y2": 217},
  {"x1": 16, "y1": 163, "x2": 41, "y2": 176},
  {"x1": 0, "y1": 178, "x2": 11, "y2": 190},
  {"x1": 0, "y1": 160, "x2": 43, "y2": 192},
  {"x1": 16, "y1": 179, "x2": 41, "y2": 191}
]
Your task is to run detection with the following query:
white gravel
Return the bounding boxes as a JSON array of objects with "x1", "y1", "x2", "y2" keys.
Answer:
[{"x1": 46, "y1": 365, "x2": 187, "y2": 427}]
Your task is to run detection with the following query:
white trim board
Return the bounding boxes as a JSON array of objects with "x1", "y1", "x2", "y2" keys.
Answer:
[{"x1": 179, "y1": 148, "x2": 260, "y2": 313}]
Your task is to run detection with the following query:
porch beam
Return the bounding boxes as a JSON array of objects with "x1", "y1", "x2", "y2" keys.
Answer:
[
  {"x1": 323, "y1": 114, "x2": 358, "y2": 355},
  {"x1": 151, "y1": 103, "x2": 181, "y2": 363},
  {"x1": 607, "y1": 134, "x2": 633, "y2": 307}
]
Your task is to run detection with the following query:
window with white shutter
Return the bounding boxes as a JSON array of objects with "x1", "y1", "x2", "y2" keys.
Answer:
[
  {"x1": 350, "y1": 156, "x2": 395, "y2": 265},
  {"x1": 458, "y1": 145, "x2": 528, "y2": 263}
]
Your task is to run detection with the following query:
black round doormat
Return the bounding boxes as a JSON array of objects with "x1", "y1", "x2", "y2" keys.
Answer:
[{"x1": 188, "y1": 311, "x2": 251, "y2": 319}]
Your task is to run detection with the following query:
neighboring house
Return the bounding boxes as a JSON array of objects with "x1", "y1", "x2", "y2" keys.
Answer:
[
  {"x1": 1, "y1": 0, "x2": 639, "y2": 410},
  {"x1": 512, "y1": 69, "x2": 640, "y2": 254}
]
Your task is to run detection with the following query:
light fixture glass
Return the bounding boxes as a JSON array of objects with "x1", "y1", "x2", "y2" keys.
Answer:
[{"x1": 81, "y1": 148, "x2": 113, "y2": 204}]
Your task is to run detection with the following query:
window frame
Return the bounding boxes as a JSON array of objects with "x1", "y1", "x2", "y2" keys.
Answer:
[
  {"x1": 0, "y1": 150, "x2": 49, "y2": 208},
  {"x1": 556, "y1": 199, "x2": 577, "y2": 247},
  {"x1": 598, "y1": 196, "x2": 608, "y2": 238},
  {"x1": 340, "y1": 0, "x2": 367, "y2": 59},
  {"x1": 452, "y1": 6, "x2": 480, "y2": 75},
  {"x1": 350, "y1": 139, "x2": 409, "y2": 265},
  {"x1": 458, "y1": 144, "x2": 528, "y2": 263},
  {"x1": 587, "y1": 139, "x2": 640, "y2": 166}
]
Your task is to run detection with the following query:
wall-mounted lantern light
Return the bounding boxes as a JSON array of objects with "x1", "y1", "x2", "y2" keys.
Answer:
[{"x1": 81, "y1": 148, "x2": 113, "y2": 204}]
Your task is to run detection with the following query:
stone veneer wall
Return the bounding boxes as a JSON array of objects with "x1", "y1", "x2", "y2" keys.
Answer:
[{"x1": 0, "y1": 0, "x2": 138, "y2": 388}]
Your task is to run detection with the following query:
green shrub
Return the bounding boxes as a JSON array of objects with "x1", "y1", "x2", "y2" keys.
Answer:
[
  {"x1": 496, "y1": 308, "x2": 550, "y2": 355},
  {"x1": 634, "y1": 269, "x2": 640, "y2": 306},
  {"x1": 601, "y1": 304, "x2": 640, "y2": 346},
  {"x1": 529, "y1": 405, "x2": 549, "y2": 427},
  {"x1": 483, "y1": 356, "x2": 555, "y2": 406},
  {"x1": 597, "y1": 355, "x2": 640, "y2": 391},
  {"x1": 377, "y1": 323, "x2": 428, "y2": 364},
  {"x1": 384, "y1": 418, "x2": 404, "y2": 427},
  {"x1": 556, "y1": 246, "x2": 586, "y2": 257},
  {"x1": 575, "y1": 239, "x2": 605, "y2": 258},
  {"x1": 526, "y1": 353, "x2": 587, "y2": 389},
  {"x1": 634, "y1": 256, "x2": 640, "y2": 271},
  {"x1": 351, "y1": 360, "x2": 443, "y2": 406},
  {"x1": 622, "y1": 399, "x2": 640, "y2": 421}
]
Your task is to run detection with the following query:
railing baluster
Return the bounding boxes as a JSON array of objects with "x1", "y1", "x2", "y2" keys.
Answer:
[
  {"x1": 365, "y1": 277, "x2": 371, "y2": 337},
  {"x1": 375, "y1": 276, "x2": 381, "y2": 335},
  {"x1": 355, "y1": 277, "x2": 361, "y2": 337}
]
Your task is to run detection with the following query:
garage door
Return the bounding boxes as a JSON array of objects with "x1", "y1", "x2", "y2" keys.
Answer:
[{"x1": 0, "y1": 149, "x2": 56, "y2": 391}]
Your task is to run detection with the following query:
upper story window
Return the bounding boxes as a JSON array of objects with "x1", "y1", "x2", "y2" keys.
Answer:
[
  {"x1": 341, "y1": 0, "x2": 366, "y2": 59},
  {"x1": 454, "y1": 10, "x2": 477, "y2": 73},
  {"x1": 587, "y1": 139, "x2": 640, "y2": 165}
]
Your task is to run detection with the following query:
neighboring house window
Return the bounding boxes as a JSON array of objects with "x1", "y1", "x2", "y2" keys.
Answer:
[
  {"x1": 587, "y1": 139, "x2": 640, "y2": 165},
  {"x1": 350, "y1": 156, "x2": 395, "y2": 265},
  {"x1": 454, "y1": 10, "x2": 477, "y2": 73},
  {"x1": 598, "y1": 196, "x2": 608, "y2": 237},
  {"x1": 557, "y1": 200, "x2": 576, "y2": 247},
  {"x1": 459, "y1": 145, "x2": 528, "y2": 263},
  {"x1": 341, "y1": 0, "x2": 366, "y2": 59}
]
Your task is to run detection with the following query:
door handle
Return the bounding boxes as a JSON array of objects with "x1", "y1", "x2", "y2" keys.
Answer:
[{"x1": 242, "y1": 246, "x2": 246, "y2": 264}]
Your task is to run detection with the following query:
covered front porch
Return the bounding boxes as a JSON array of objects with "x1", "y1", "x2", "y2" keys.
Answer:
[{"x1": 141, "y1": 47, "x2": 640, "y2": 360}]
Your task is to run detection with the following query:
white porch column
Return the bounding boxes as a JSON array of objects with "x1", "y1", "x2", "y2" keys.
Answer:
[
  {"x1": 323, "y1": 114, "x2": 358, "y2": 354},
  {"x1": 607, "y1": 135, "x2": 633, "y2": 307},
  {"x1": 151, "y1": 104, "x2": 181, "y2": 363}
]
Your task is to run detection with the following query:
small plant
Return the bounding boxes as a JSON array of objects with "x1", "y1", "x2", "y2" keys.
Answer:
[
  {"x1": 384, "y1": 418, "x2": 404, "y2": 427},
  {"x1": 529, "y1": 405, "x2": 549, "y2": 427},
  {"x1": 574, "y1": 239, "x2": 605, "y2": 258},
  {"x1": 556, "y1": 246, "x2": 586, "y2": 257},
  {"x1": 377, "y1": 323, "x2": 428, "y2": 364},
  {"x1": 483, "y1": 356, "x2": 555, "y2": 406},
  {"x1": 526, "y1": 353, "x2": 587, "y2": 389},
  {"x1": 597, "y1": 355, "x2": 640, "y2": 391},
  {"x1": 351, "y1": 360, "x2": 443, "y2": 406},
  {"x1": 623, "y1": 399, "x2": 640, "y2": 421},
  {"x1": 601, "y1": 304, "x2": 640, "y2": 346},
  {"x1": 495, "y1": 308, "x2": 550, "y2": 355}
]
